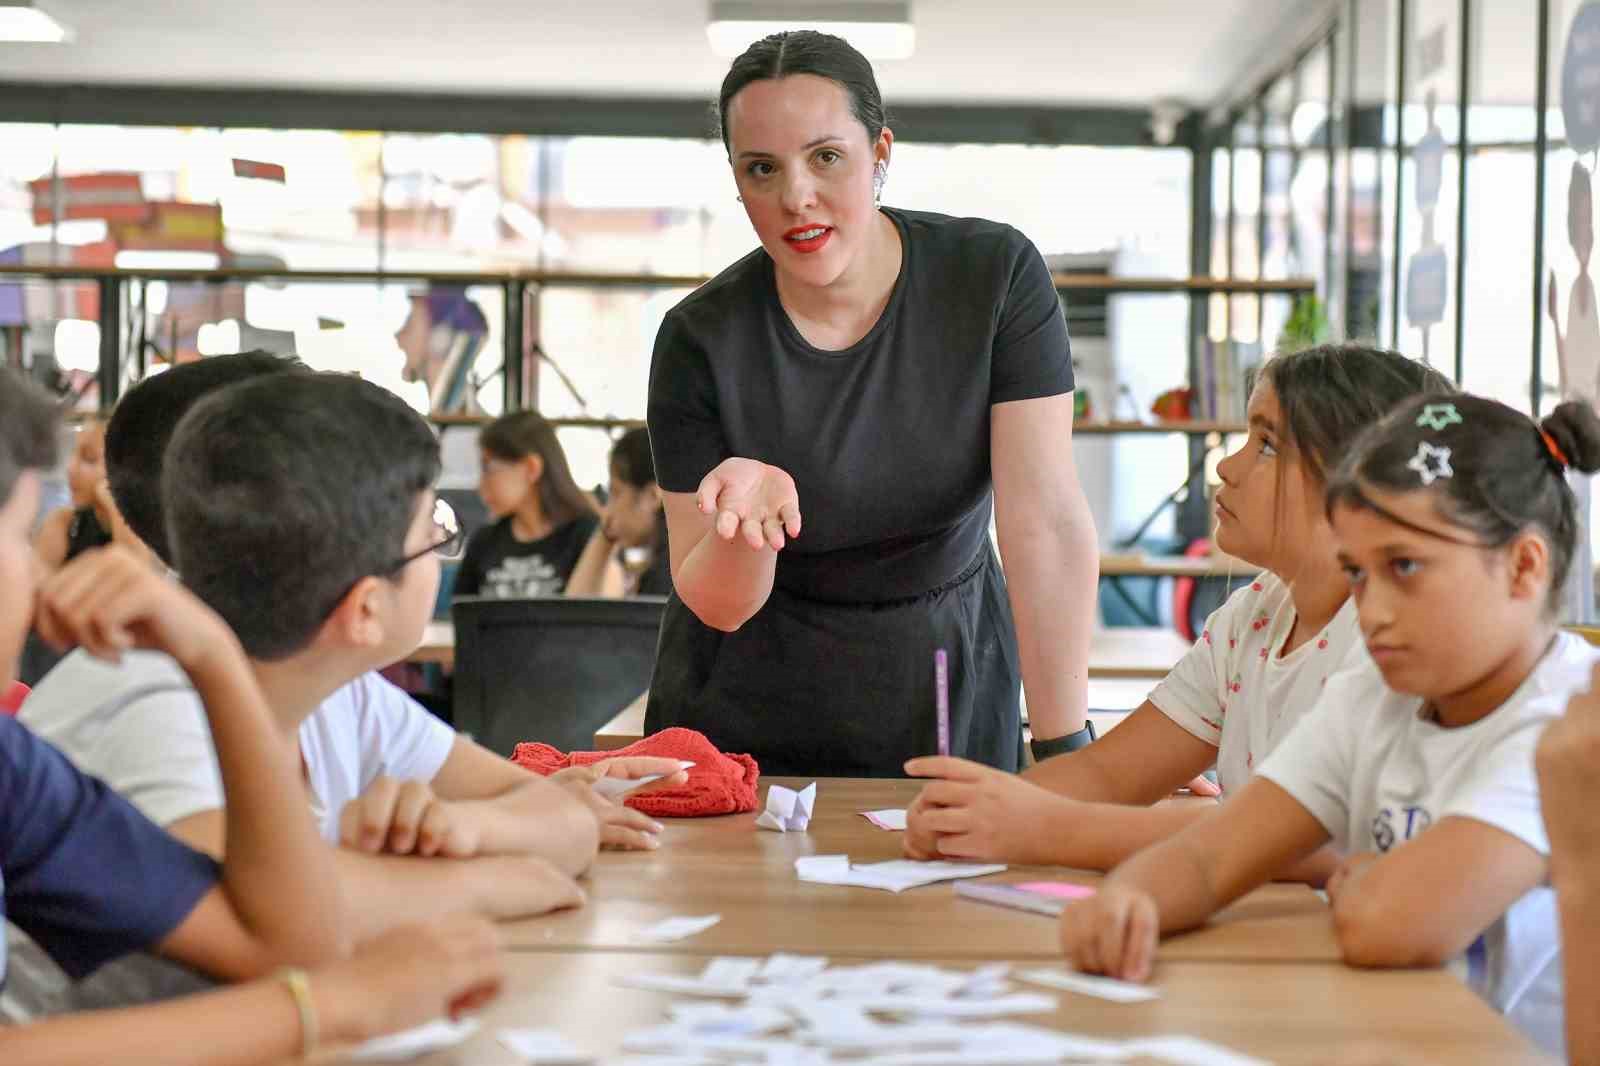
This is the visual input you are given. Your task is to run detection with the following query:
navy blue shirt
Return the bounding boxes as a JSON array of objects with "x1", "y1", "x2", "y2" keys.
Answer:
[{"x1": 1, "y1": 714, "x2": 219, "y2": 986}]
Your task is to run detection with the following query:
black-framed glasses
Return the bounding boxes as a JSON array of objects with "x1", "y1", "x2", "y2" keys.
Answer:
[{"x1": 382, "y1": 496, "x2": 465, "y2": 574}]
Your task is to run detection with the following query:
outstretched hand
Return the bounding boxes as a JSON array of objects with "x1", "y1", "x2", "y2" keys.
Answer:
[{"x1": 697, "y1": 458, "x2": 802, "y2": 551}]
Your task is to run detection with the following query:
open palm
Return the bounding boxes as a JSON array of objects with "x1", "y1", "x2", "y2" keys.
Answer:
[{"x1": 697, "y1": 457, "x2": 803, "y2": 550}]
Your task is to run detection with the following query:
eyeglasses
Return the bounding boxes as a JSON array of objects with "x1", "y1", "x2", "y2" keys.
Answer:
[{"x1": 382, "y1": 496, "x2": 465, "y2": 574}]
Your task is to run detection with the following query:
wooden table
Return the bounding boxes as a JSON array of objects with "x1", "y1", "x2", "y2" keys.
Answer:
[
  {"x1": 1100, "y1": 552, "x2": 1260, "y2": 581},
  {"x1": 409, "y1": 622, "x2": 1189, "y2": 680},
  {"x1": 337, "y1": 951, "x2": 1548, "y2": 1066},
  {"x1": 324, "y1": 777, "x2": 1547, "y2": 1065},
  {"x1": 500, "y1": 779, "x2": 1339, "y2": 964}
]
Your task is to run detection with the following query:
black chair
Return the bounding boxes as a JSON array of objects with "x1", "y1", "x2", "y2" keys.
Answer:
[{"x1": 451, "y1": 595, "x2": 667, "y2": 756}]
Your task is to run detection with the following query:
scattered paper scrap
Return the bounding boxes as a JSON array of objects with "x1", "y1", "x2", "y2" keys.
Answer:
[
  {"x1": 756, "y1": 782, "x2": 817, "y2": 832},
  {"x1": 1123, "y1": 1034, "x2": 1274, "y2": 1066},
  {"x1": 496, "y1": 1028, "x2": 593, "y2": 1064},
  {"x1": 861, "y1": 809, "x2": 908, "y2": 831},
  {"x1": 954, "y1": 880, "x2": 1096, "y2": 916},
  {"x1": 348, "y1": 1018, "x2": 480, "y2": 1061},
  {"x1": 796, "y1": 855, "x2": 1007, "y2": 893},
  {"x1": 1016, "y1": 967, "x2": 1161, "y2": 1003},
  {"x1": 636, "y1": 914, "x2": 723, "y2": 944}
]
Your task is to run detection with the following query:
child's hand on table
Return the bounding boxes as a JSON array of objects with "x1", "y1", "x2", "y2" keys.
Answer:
[
  {"x1": 902, "y1": 755, "x2": 1079, "y2": 865},
  {"x1": 551, "y1": 758, "x2": 688, "y2": 851},
  {"x1": 340, "y1": 777, "x2": 482, "y2": 857},
  {"x1": 1058, "y1": 882, "x2": 1160, "y2": 982},
  {"x1": 313, "y1": 914, "x2": 506, "y2": 1043}
]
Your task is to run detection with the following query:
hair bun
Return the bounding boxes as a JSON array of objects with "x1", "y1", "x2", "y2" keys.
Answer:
[{"x1": 1541, "y1": 401, "x2": 1600, "y2": 475}]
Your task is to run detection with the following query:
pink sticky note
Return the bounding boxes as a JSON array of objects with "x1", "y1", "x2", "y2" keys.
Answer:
[{"x1": 1014, "y1": 881, "x2": 1097, "y2": 900}]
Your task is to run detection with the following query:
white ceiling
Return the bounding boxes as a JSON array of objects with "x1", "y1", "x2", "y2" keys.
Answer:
[{"x1": 4, "y1": 0, "x2": 1321, "y2": 108}]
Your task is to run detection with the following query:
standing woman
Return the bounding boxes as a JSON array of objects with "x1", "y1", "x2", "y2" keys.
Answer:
[{"x1": 646, "y1": 31, "x2": 1099, "y2": 776}]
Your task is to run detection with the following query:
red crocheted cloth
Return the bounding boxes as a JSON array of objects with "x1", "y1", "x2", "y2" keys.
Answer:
[
  {"x1": 511, "y1": 727, "x2": 760, "y2": 818},
  {"x1": 1, "y1": 681, "x2": 28, "y2": 716}
]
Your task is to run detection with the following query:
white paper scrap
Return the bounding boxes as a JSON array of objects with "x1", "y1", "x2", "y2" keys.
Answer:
[
  {"x1": 859, "y1": 993, "x2": 1058, "y2": 1019},
  {"x1": 700, "y1": 956, "x2": 763, "y2": 987},
  {"x1": 756, "y1": 782, "x2": 817, "y2": 832},
  {"x1": 348, "y1": 1018, "x2": 480, "y2": 1061},
  {"x1": 794, "y1": 856, "x2": 1006, "y2": 893},
  {"x1": 758, "y1": 954, "x2": 829, "y2": 982},
  {"x1": 637, "y1": 914, "x2": 723, "y2": 944},
  {"x1": 1122, "y1": 1035, "x2": 1273, "y2": 1066},
  {"x1": 496, "y1": 1028, "x2": 593, "y2": 1064},
  {"x1": 612, "y1": 972, "x2": 751, "y2": 999},
  {"x1": 861, "y1": 809, "x2": 908, "y2": 831},
  {"x1": 1016, "y1": 967, "x2": 1161, "y2": 1003}
]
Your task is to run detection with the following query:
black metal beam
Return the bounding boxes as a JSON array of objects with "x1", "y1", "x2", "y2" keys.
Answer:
[
  {"x1": 1532, "y1": 0, "x2": 1551, "y2": 417},
  {"x1": 1454, "y1": 0, "x2": 1471, "y2": 385},
  {"x1": 0, "y1": 80, "x2": 1179, "y2": 147}
]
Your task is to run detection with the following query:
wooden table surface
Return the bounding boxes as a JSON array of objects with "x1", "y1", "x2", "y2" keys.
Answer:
[
  {"x1": 500, "y1": 779, "x2": 1339, "y2": 964},
  {"x1": 1100, "y1": 553, "x2": 1261, "y2": 581},
  {"x1": 407, "y1": 623, "x2": 1190, "y2": 680},
  {"x1": 327, "y1": 950, "x2": 1549, "y2": 1066}
]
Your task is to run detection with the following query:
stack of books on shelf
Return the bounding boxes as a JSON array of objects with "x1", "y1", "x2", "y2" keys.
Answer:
[{"x1": 1194, "y1": 339, "x2": 1263, "y2": 421}]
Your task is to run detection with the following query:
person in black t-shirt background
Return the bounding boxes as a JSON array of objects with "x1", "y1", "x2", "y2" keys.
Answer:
[
  {"x1": 645, "y1": 31, "x2": 1100, "y2": 777},
  {"x1": 568, "y1": 427, "x2": 672, "y2": 599},
  {"x1": 454, "y1": 411, "x2": 600, "y2": 599}
]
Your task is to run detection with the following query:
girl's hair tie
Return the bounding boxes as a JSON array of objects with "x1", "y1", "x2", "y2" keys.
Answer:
[{"x1": 1541, "y1": 429, "x2": 1570, "y2": 471}]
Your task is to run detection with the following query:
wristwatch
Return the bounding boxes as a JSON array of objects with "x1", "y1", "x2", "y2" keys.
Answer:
[{"x1": 1030, "y1": 720, "x2": 1097, "y2": 762}]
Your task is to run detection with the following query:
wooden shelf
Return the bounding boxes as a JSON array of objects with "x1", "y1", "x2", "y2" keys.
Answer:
[
  {"x1": 0, "y1": 263, "x2": 1313, "y2": 297},
  {"x1": 1077, "y1": 420, "x2": 1247, "y2": 435},
  {"x1": 1050, "y1": 275, "x2": 1314, "y2": 294}
]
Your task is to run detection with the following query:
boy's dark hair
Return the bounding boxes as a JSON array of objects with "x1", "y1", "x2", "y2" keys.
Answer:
[
  {"x1": 106, "y1": 350, "x2": 300, "y2": 564},
  {"x1": 164, "y1": 371, "x2": 441, "y2": 660},
  {"x1": 610, "y1": 426, "x2": 656, "y2": 489},
  {"x1": 1327, "y1": 395, "x2": 1600, "y2": 610},
  {"x1": 480, "y1": 410, "x2": 595, "y2": 527},
  {"x1": 717, "y1": 30, "x2": 886, "y2": 154},
  {"x1": 0, "y1": 368, "x2": 60, "y2": 504}
]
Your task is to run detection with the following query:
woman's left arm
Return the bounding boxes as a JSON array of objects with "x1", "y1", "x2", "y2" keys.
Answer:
[{"x1": 991, "y1": 393, "x2": 1098, "y2": 743}]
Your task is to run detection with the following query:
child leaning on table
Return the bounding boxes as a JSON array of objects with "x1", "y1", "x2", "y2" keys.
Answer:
[
  {"x1": 1536, "y1": 663, "x2": 1600, "y2": 1065},
  {"x1": 0, "y1": 368, "x2": 504, "y2": 1064},
  {"x1": 1059, "y1": 394, "x2": 1600, "y2": 1060},
  {"x1": 904, "y1": 344, "x2": 1452, "y2": 880}
]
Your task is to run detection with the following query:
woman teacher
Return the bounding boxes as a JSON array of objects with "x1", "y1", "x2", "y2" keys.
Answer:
[{"x1": 645, "y1": 31, "x2": 1099, "y2": 777}]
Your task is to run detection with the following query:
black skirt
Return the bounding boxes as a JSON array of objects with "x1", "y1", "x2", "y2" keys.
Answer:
[{"x1": 645, "y1": 545, "x2": 1023, "y2": 777}]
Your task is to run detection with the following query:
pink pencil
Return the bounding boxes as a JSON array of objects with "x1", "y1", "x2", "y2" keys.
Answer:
[{"x1": 935, "y1": 649, "x2": 950, "y2": 757}]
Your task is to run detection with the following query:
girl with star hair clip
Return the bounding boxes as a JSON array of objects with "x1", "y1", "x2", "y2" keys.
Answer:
[{"x1": 1058, "y1": 395, "x2": 1600, "y2": 1060}]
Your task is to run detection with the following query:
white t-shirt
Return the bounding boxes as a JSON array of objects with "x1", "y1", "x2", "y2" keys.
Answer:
[
  {"x1": 1149, "y1": 574, "x2": 1363, "y2": 793},
  {"x1": 19, "y1": 649, "x2": 456, "y2": 841},
  {"x1": 4, "y1": 650, "x2": 457, "y2": 1021},
  {"x1": 1258, "y1": 632, "x2": 1596, "y2": 1058}
]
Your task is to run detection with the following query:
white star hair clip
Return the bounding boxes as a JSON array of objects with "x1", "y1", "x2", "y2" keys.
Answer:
[{"x1": 1407, "y1": 441, "x2": 1454, "y2": 485}]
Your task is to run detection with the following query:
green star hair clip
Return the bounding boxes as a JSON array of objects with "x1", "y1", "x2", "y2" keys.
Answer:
[{"x1": 1415, "y1": 403, "x2": 1463, "y2": 432}]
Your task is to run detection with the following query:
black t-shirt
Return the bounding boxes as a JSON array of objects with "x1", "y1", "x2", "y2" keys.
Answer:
[
  {"x1": 643, "y1": 208, "x2": 1073, "y2": 776},
  {"x1": 648, "y1": 207, "x2": 1073, "y2": 604},
  {"x1": 630, "y1": 516, "x2": 673, "y2": 597},
  {"x1": 453, "y1": 514, "x2": 598, "y2": 599}
]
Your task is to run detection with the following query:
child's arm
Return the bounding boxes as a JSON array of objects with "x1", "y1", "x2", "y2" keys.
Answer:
[
  {"x1": 1538, "y1": 672, "x2": 1600, "y2": 1066},
  {"x1": 167, "y1": 809, "x2": 586, "y2": 941},
  {"x1": 1016, "y1": 702, "x2": 1220, "y2": 803},
  {"x1": 34, "y1": 547, "x2": 345, "y2": 978},
  {"x1": 30, "y1": 507, "x2": 72, "y2": 573},
  {"x1": 0, "y1": 914, "x2": 504, "y2": 1066},
  {"x1": 564, "y1": 524, "x2": 625, "y2": 597},
  {"x1": 1058, "y1": 777, "x2": 1331, "y2": 980},
  {"x1": 1321, "y1": 820, "x2": 1546, "y2": 968},
  {"x1": 332, "y1": 737, "x2": 686, "y2": 871}
]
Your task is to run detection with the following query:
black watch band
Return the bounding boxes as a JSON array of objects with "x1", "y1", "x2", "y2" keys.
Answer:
[{"x1": 1030, "y1": 720, "x2": 1097, "y2": 761}]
